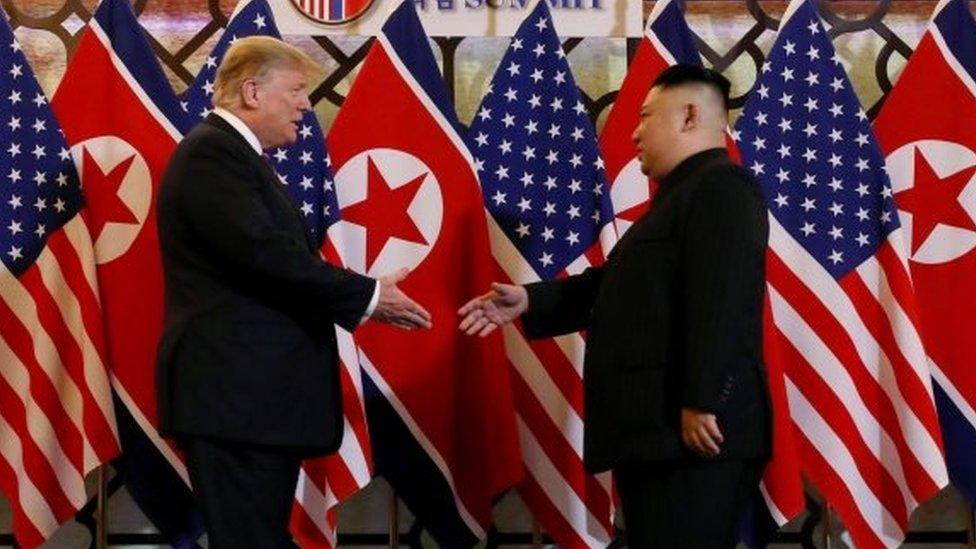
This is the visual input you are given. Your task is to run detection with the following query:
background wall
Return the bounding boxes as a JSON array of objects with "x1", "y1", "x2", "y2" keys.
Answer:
[{"x1": 0, "y1": 0, "x2": 972, "y2": 546}]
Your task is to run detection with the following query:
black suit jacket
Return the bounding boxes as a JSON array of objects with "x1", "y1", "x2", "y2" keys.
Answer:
[
  {"x1": 155, "y1": 114, "x2": 375, "y2": 452},
  {"x1": 523, "y1": 148, "x2": 771, "y2": 473}
]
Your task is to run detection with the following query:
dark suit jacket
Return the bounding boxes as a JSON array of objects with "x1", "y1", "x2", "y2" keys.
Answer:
[
  {"x1": 155, "y1": 114, "x2": 375, "y2": 453},
  {"x1": 523, "y1": 148, "x2": 771, "y2": 473}
]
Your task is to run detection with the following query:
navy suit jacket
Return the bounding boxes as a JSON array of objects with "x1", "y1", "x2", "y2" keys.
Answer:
[
  {"x1": 155, "y1": 114, "x2": 375, "y2": 452},
  {"x1": 523, "y1": 149, "x2": 772, "y2": 473}
]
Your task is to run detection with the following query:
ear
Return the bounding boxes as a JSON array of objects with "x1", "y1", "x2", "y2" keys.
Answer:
[
  {"x1": 240, "y1": 78, "x2": 260, "y2": 109},
  {"x1": 682, "y1": 103, "x2": 699, "y2": 132}
]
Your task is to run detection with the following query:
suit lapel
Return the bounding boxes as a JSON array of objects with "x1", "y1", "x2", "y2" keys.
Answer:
[
  {"x1": 258, "y1": 157, "x2": 319, "y2": 253},
  {"x1": 204, "y1": 114, "x2": 319, "y2": 253}
]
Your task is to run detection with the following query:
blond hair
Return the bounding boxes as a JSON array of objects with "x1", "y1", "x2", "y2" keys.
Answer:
[{"x1": 212, "y1": 35, "x2": 319, "y2": 109}]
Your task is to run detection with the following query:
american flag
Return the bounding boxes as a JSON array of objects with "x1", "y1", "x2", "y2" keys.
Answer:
[
  {"x1": 735, "y1": 0, "x2": 948, "y2": 546},
  {"x1": 294, "y1": 0, "x2": 373, "y2": 24},
  {"x1": 0, "y1": 11, "x2": 119, "y2": 548},
  {"x1": 468, "y1": 2, "x2": 617, "y2": 546},
  {"x1": 180, "y1": 2, "x2": 369, "y2": 546}
]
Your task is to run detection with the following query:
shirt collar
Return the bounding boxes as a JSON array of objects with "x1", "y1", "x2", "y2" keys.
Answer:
[
  {"x1": 213, "y1": 107, "x2": 262, "y2": 154},
  {"x1": 657, "y1": 148, "x2": 729, "y2": 195}
]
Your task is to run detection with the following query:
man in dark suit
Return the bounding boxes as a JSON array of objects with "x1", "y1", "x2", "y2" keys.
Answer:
[
  {"x1": 156, "y1": 36, "x2": 431, "y2": 548},
  {"x1": 458, "y1": 65, "x2": 770, "y2": 548}
]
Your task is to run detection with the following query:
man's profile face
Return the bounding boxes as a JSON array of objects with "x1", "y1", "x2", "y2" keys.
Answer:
[
  {"x1": 631, "y1": 86, "x2": 680, "y2": 177},
  {"x1": 251, "y1": 64, "x2": 311, "y2": 149}
]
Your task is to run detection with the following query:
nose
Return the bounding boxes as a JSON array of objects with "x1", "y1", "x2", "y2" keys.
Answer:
[
  {"x1": 299, "y1": 94, "x2": 311, "y2": 111},
  {"x1": 631, "y1": 123, "x2": 641, "y2": 145}
]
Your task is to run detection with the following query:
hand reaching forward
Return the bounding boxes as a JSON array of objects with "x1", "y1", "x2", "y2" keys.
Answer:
[
  {"x1": 371, "y1": 268, "x2": 432, "y2": 330},
  {"x1": 457, "y1": 282, "x2": 528, "y2": 337}
]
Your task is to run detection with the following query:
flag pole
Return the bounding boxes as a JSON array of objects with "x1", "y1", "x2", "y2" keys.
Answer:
[
  {"x1": 95, "y1": 465, "x2": 108, "y2": 549},
  {"x1": 968, "y1": 502, "x2": 975, "y2": 547},
  {"x1": 531, "y1": 519, "x2": 543, "y2": 548},
  {"x1": 388, "y1": 487, "x2": 399, "y2": 548},
  {"x1": 822, "y1": 501, "x2": 832, "y2": 549}
]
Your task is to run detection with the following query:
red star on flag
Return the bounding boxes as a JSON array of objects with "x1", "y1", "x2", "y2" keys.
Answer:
[
  {"x1": 896, "y1": 147, "x2": 976, "y2": 254},
  {"x1": 81, "y1": 147, "x2": 139, "y2": 241},
  {"x1": 340, "y1": 155, "x2": 428, "y2": 271},
  {"x1": 615, "y1": 201, "x2": 649, "y2": 223}
]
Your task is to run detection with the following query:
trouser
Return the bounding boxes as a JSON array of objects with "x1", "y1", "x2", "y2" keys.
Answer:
[
  {"x1": 615, "y1": 458, "x2": 766, "y2": 548},
  {"x1": 181, "y1": 436, "x2": 304, "y2": 549}
]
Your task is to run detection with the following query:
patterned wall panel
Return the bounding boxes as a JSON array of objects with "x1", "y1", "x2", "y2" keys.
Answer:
[{"x1": 0, "y1": 1, "x2": 951, "y2": 125}]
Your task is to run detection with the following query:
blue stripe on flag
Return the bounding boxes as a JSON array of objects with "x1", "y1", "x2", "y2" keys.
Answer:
[
  {"x1": 649, "y1": 0, "x2": 702, "y2": 65},
  {"x1": 933, "y1": 382, "x2": 976, "y2": 502},
  {"x1": 92, "y1": 0, "x2": 185, "y2": 133},
  {"x1": 381, "y1": 1, "x2": 468, "y2": 140},
  {"x1": 362, "y1": 372, "x2": 480, "y2": 547},
  {"x1": 934, "y1": 0, "x2": 976, "y2": 89}
]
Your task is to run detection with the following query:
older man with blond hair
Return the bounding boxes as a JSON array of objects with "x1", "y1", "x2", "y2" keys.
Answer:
[{"x1": 155, "y1": 36, "x2": 431, "y2": 547}]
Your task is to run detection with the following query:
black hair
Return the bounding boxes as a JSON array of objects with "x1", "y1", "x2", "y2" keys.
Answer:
[{"x1": 651, "y1": 64, "x2": 731, "y2": 111}]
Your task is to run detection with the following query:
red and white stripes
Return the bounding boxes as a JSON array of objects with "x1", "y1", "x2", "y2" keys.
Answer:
[
  {"x1": 766, "y1": 218, "x2": 947, "y2": 547},
  {"x1": 486, "y1": 214, "x2": 616, "y2": 548},
  {"x1": 0, "y1": 217, "x2": 119, "y2": 548},
  {"x1": 290, "y1": 249, "x2": 375, "y2": 547}
]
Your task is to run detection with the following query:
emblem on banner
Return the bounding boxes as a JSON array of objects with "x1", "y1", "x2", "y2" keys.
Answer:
[
  {"x1": 289, "y1": 0, "x2": 376, "y2": 25},
  {"x1": 331, "y1": 148, "x2": 443, "y2": 277},
  {"x1": 71, "y1": 136, "x2": 152, "y2": 264},
  {"x1": 887, "y1": 139, "x2": 976, "y2": 264}
]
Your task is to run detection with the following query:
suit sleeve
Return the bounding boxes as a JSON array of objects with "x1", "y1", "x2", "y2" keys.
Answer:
[
  {"x1": 173, "y1": 136, "x2": 375, "y2": 331},
  {"x1": 681, "y1": 170, "x2": 767, "y2": 412},
  {"x1": 521, "y1": 266, "x2": 604, "y2": 338}
]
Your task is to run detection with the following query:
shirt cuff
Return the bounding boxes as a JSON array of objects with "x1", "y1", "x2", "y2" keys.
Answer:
[{"x1": 360, "y1": 280, "x2": 381, "y2": 325}]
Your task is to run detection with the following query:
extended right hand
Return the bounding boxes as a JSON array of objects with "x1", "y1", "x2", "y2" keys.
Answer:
[
  {"x1": 371, "y1": 268, "x2": 432, "y2": 330},
  {"x1": 457, "y1": 282, "x2": 528, "y2": 337}
]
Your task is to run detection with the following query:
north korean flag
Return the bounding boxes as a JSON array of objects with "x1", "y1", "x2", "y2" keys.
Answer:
[
  {"x1": 325, "y1": 1, "x2": 522, "y2": 545},
  {"x1": 599, "y1": 0, "x2": 701, "y2": 237},
  {"x1": 51, "y1": 0, "x2": 203, "y2": 544},
  {"x1": 874, "y1": 0, "x2": 976, "y2": 503}
]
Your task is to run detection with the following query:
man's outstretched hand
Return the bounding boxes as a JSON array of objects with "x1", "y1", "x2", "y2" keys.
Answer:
[
  {"x1": 372, "y1": 268, "x2": 432, "y2": 330},
  {"x1": 457, "y1": 282, "x2": 528, "y2": 337}
]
